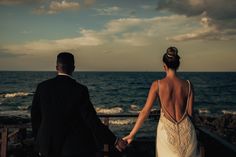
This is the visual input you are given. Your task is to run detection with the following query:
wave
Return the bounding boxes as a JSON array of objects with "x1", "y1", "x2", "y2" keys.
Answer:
[
  {"x1": 109, "y1": 119, "x2": 135, "y2": 125},
  {"x1": 96, "y1": 107, "x2": 123, "y2": 114},
  {"x1": 0, "y1": 92, "x2": 33, "y2": 98},
  {"x1": 222, "y1": 110, "x2": 236, "y2": 115},
  {"x1": 130, "y1": 104, "x2": 140, "y2": 111},
  {"x1": 0, "y1": 110, "x2": 30, "y2": 117},
  {"x1": 198, "y1": 108, "x2": 210, "y2": 114},
  {"x1": 17, "y1": 105, "x2": 30, "y2": 110},
  {"x1": 150, "y1": 108, "x2": 159, "y2": 114}
]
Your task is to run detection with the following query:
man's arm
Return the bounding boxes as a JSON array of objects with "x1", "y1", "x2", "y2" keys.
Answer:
[
  {"x1": 31, "y1": 85, "x2": 42, "y2": 139},
  {"x1": 79, "y1": 86, "x2": 117, "y2": 144}
]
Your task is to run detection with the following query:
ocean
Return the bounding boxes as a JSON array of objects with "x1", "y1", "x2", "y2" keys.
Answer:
[{"x1": 0, "y1": 71, "x2": 236, "y2": 137}]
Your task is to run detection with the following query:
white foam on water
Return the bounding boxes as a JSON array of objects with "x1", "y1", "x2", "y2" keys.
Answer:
[
  {"x1": 0, "y1": 110, "x2": 30, "y2": 117},
  {"x1": 1, "y1": 92, "x2": 33, "y2": 98},
  {"x1": 109, "y1": 119, "x2": 135, "y2": 125},
  {"x1": 150, "y1": 108, "x2": 158, "y2": 114},
  {"x1": 222, "y1": 110, "x2": 236, "y2": 115},
  {"x1": 17, "y1": 105, "x2": 30, "y2": 110},
  {"x1": 198, "y1": 108, "x2": 210, "y2": 114},
  {"x1": 96, "y1": 107, "x2": 123, "y2": 114},
  {"x1": 130, "y1": 104, "x2": 140, "y2": 111}
]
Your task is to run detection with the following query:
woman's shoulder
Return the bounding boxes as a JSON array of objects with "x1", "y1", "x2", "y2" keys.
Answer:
[
  {"x1": 177, "y1": 77, "x2": 191, "y2": 85},
  {"x1": 178, "y1": 78, "x2": 194, "y2": 94},
  {"x1": 151, "y1": 80, "x2": 159, "y2": 88}
]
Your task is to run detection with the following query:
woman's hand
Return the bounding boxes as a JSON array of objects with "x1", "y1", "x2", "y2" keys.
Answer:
[{"x1": 123, "y1": 134, "x2": 134, "y2": 144}]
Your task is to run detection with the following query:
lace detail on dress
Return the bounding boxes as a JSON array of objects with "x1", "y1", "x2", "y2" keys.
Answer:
[{"x1": 159, "y1": 111, "x2": 193, "y2": 157}]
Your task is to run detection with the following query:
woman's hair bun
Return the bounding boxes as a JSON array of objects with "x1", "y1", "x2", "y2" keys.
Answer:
[
  {"x1": 166, "y1": 47, "x2": 178, "y2": 58},
  {"x1": 162, "y1": 46, "x2": 180, "y2": 70}
]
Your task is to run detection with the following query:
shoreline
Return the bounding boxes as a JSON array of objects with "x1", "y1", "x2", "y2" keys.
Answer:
[
  {"x1": 0, "y1": 113, "x2": 236, "y2": 157},
  {"x1": 0, "y1": 112, "x2": 236, "y2": 145},
  {"x1": 194, "y1": 113, "x2": 236, "y2": 145}
]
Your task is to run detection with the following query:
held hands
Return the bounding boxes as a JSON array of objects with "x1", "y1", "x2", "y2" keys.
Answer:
[
  {"x1": 114, "y1": 137, "x2": 128, "y2": 152},
  {"x1": 122, "y1": 134, "x2": 134, "y2": 145},
  {"x1": 114, "y1": 134, "x2": 134, "y2": 152}
]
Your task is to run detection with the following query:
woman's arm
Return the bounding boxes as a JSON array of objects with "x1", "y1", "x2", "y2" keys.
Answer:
[
  {"x1": 187, "y1": 81, "x2": 194, "y2": 119},
  {"x1": 123, "y1": 81, "x2": 158, "y2": 144}
]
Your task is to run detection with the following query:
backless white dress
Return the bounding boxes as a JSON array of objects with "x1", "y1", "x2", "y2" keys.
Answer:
[{"x1": 156, "y1": 80, "x2": 200, "y2": 157}]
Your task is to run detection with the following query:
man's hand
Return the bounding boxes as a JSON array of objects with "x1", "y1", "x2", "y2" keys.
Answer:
[{"x1": 114, "y1": 137, "x2": 127, "y2": 152}]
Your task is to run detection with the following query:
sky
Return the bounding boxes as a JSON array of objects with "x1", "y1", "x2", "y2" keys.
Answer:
[{"x1": 0, "y1": 0, "x2": 236, "y2": 71}]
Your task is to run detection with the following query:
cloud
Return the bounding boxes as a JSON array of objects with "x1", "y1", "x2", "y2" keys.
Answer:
[
  {"x1": 0, "y1": 0, "x2": 43, "y2": 5},
  {"x1": 0, "y1": 0, "x2": 25, "y2": 5},
  {"x1": 167, "y1": 15, "x2": 236, "y2": 42},
  {"x1": 6, "y1": 14, "x2": 233, "y2": 55},
  {"x1": 1, "y1": 15, "x2": 191, "y2": 55},
  {"x1": 157, "y1": 0, "x2": 236, "y2": 42},
  {"x1": 95, "y1": 6, "x2": 121, "y2": 16},
  {"x1": 33, "y1": 0, "x2": 80, "y2": 14},
  {"x1": 0, "y1": 49, "x2": 26, "y2": 58},
  {"x1": 1, "y1": 29, "x2": 105, "y2": 56},
  {"x1": 140, "y1": 5, "x2": 154, "y2": 10},
  {"x1": 157, "y1": 0, "x2": 236, "y2": 20},
  {"x1": 94, "y1": 5, "x2": 136, "y2": 17},
  {"x1": 20, "y1": 30, "x2": 32, "y2": 34},
  {"x1": 84, "y1": 0, "x2": 96, "y2": 7},
  {"x1": 114, "y1": 32, "x2": 150, "y2": 46},
  {"x1": 3, "y1": 14, "x2": 234, "y2": 57}
]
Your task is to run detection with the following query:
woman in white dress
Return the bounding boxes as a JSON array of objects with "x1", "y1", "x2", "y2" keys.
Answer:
[{"x1": 123, "y1": 47, "x2": 200, "y2": 157}]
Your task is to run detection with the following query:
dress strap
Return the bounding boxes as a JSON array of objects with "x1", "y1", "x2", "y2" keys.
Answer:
[{"x1": 184, "y1": 80, "x2": 191, "y2": 114}]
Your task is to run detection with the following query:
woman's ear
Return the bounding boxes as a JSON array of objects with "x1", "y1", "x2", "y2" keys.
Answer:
[{"x1": 163, "y1": 64, "x2": 167, "y2": 71}]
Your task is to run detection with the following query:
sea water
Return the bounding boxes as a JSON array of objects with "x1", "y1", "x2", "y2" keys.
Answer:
[{"x1": 0, "y1": 71, "x2": 236, "y2": 137}]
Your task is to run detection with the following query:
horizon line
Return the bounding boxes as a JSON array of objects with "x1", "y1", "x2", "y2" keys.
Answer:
[{"x1": 0, "y1": 70, "x2": 235, "y2": 73}]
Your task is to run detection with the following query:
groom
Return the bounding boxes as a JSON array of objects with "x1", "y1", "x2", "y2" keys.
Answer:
[{"x1": 31, "y1": 52, "x2": 127, "y2": 157}]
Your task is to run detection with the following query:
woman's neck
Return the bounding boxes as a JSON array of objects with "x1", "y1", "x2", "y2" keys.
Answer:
[{"x1": 166, "y1": 69, "x2": 176, "y2": 78}]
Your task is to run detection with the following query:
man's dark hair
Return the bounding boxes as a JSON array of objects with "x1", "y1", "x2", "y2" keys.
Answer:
[{"x1": 57, "y1": 52, "x2": 75, "y2": 74}]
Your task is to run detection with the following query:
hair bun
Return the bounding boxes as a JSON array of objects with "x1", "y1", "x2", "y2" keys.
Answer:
[
  {"x1": 166, "y1": 47, "x2": 178, "y2": 58},
  {"x1": 163, "y1": 46, "x2": 180, "y2": 70}
]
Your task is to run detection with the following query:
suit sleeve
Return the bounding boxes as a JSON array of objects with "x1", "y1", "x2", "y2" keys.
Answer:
[
  {"x1": 31, "y1": 85, "x2": 42, "y2": 139},
  {"x1": 79, "y1": 86, "x2": 116, "y2": 145}
]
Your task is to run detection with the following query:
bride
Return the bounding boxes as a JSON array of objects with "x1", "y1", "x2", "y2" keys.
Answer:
[{"x1": 123, "y1": 47, "x2": 200, "y2": 157}]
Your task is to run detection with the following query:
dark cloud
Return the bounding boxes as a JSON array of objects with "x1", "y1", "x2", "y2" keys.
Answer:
[
  {"x1": 157, "y1": 0, "x2": 236, "y2": 41},
  {"x1": 157, "y1": 0, "x2": 236, "y2": 20}
]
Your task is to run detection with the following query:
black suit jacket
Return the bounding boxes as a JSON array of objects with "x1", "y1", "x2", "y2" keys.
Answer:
[{"x1": 31, "y1": 75, "x2": 116, "y2": 156}]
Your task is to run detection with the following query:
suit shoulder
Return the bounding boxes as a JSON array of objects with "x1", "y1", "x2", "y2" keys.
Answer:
[
  {"x1": 37, "y1": 77, "x2": 56, "y2": 88},
  {"x1": 74, "y1": 81, "x2": 88, "y2": 91}
]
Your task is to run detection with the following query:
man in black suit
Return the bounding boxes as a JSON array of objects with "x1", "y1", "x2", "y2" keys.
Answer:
[{"x1": 31, "y1": 52, "x2": 126, "y2": 157}]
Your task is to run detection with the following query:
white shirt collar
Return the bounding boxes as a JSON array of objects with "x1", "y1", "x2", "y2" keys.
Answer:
[{"x1": 58, "y1": 72, "x2": 72, "y2": 78}]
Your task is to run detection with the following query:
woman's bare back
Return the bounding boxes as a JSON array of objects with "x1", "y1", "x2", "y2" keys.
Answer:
[{"x1": 158, "y1": 76, "x2": 192, "y2": 123}]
